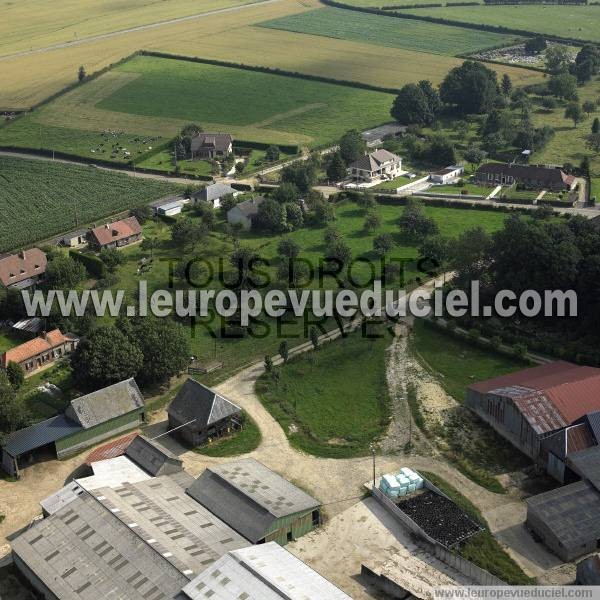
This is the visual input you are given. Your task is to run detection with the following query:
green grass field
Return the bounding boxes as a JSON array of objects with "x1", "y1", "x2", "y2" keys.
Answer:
[
  {"x1": 260, "y1": 8, "x2": 522, "y2": 56},
  {"x1": 411, "y1": 319, "x2": 526, "y2": 403},
  {"x1": 0, "y1": 156, "x2": 178, "y2": 252},
  {"x1": 402, "y1": 5, "x2": 600, "y2": 43},
  {"x1": 193, "y1": 414, "x2": 261, "y2": 457},
  {"x1": 0, "y1": 55, "x2": 397, "y2": 158},
  {"x1": 420, "y1": 471, "x2": 535, "y2": 585},
  {"x1": 0, "y1": 331, "x2": 20, "y2": 354},
  {"x1": 108, "y1": 200, "x2": 508, "y2": 384},
  {"x1": 255, "y1": 326, "x2": 391, "y2": 457},
  {"x1": 428, "y1": 183, "x2": 491, "y2": 196}
]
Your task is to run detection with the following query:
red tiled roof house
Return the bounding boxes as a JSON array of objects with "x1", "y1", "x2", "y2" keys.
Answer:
[
  {"x1": 1, "y1": 329, "x2": 79, "y2": 376},
  {"x1": 467, "y1": 361, "x2": 600, "y2": 481},
  {"x1": 0, "y1": 249, "x2": 47, "y2": 290},
  {"x1": 89, "y1": 216, "x2": 142, "y2": 250}
]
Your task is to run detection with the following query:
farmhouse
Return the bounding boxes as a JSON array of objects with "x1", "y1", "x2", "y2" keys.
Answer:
[
  {"x1": 0, "y1": 329, "x2": 78, "y2": 375},
  {"x1": 348, "y1": 149, "x2": 402, "y2": 183},
  {"x1": 191, "y1": 182, "x2": 239, "y2": 208},
  {"x1": 187, "y1": 458, "x2": 321, "y2": 544},
  {"x1": 466, "y1": 361, "x2": 600, "y2": 479},
  {"x1": 167, "y1": 378, "x2": 242, "y2": 447},
  {"x1": 190, "y1": 132, "x2": 233, "y2": 160},
  {"x1": 182, "y1": 542, "x2": 352, "y2": 599},
  {"x1": 89, "y1": 216, "x2": 142, "y2": 250},
  {"x1": 227, "y1": 196, "x2": 265, "y2": 230},
  {"x1": 474, "y1": 163, "x2": 576, "y2": 191},
  {"x1": 0, "y1": 248, "x2": 47, "y2": 290},
  {"x1": 430, "y1": 165, "x2": 464, "y2": 184},
  {"x1": 1, "y1": 378, "x2": 146, "y2": 478}
]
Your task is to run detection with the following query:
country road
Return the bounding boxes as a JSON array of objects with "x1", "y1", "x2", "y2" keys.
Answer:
[{"x1": 0, "y1": 0, "x2": 282, "y2": 62}]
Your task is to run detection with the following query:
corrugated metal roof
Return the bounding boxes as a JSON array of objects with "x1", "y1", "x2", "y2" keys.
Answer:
[
  {"x1": 85, "y1": 432, "x2": 138, "y2": 465},
  {"x1": 183, "y1": 542, "x2": 352, "y2": 600},
  {"x1": 124, "y1": 435, "x2": 182, "y2": 476},
  {"x1": 577, "y1": 554, "x2": 600, "y2": 585},
  {"x1": 526, "y1": 480, "x2": 600, "y2": 551},
  {"x1": 66, "y1": 378, "x2": 144, "y2": 429},
  {"x1": 568, "y1": 446, "x2": 600, "y2": 493},
  {"x1": 584, "y1": 410, "x2": 600, "y2": 444},
  {"x1": 2, "y1": 414, "x2": 82, "y2": 457},
  {"x1": 186, "y1": 459, "x2": 320, "y2": 543},
  {"x1": 541, "y1": 424, "x2": 595, "y2": 460}
]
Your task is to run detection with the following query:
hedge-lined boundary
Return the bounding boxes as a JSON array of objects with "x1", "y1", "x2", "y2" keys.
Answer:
[
  {"x1": 139, "y1": 50, "x2": 401, "y2": 95},
  {"x1": 233, "y1": 139, "x2": 299, "y2": 155},
  {"x1": 69, "y1": 250, "x2": 106, "y2": 278},
  {"x1": 321, "y1": 0, "x2": 598, "y2": 46}
]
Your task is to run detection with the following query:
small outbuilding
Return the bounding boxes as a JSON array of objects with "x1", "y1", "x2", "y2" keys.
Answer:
[
  {"x1": 61, "y1": 229, "x2": 89, "y2": 248},
  {"x1": 167, "y1": 378, "x2": 242, "y2": 447},
  {"x1": 187, "y1": 458, "x2": 322, "y2": 545},
  {"x1": 430, "y1": 165, "x2": 464, "y2": 184},
  {"x1": 525, "y1": 480, "x2": 600, "y2": 562},
  {"x1": 124, "y1": 434, "x2": 183, "y2": 476},
  {"x1": 89, "y1": 216, "x2": 142, "y2": 250},
  {"x1": 154, "y1": 200, "x2": 184, "y2": 217},
  {"x1": 226, "y1": 196, "x2": 265, "y2": 231}
]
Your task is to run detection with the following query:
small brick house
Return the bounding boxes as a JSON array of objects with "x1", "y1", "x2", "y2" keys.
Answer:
[
  {"x1": 0, "y1": 329, "x2": 79, "y2": 375},
  {"x1": 475, "y1": 163, "x2": 575, "y2": 191},
  {"x1": 89, "y1": 216, "x2": 142, "y2": 250}
]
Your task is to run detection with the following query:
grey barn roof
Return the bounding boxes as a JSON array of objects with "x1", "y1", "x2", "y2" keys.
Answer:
[
  {"x1": 568, "y1": 445, "x2": 600, "y2": 492},
  {"x1": 186, "y1": 458, "x2": 320, "y2": 543},
  {"x1": 125, "y1": 435, "x2": 183, "y2": 476},
  {"x1": 182, "y1": 542, "x2": 352, "y2": 600},
  {"x1": 193, "y1": 183, "x2": 237, "y2": 203},
  {"x1": 229, "y1": 196, "x2": 265, "y2": 218},
  {"x1": 168, "y1": 379, "x2": 241, "y2": 429},
  {"x1": 526, "y1": 480, "x2": 600, "y2": 552},
  {"x1": 2, "y1": 414, "x2": 82, "y2": 457},
  {"x1": 12, "y1": 492, "x2": 188, "y2": 600},
  {"x1": 66, "y1": 378, "x2": 145, "y2": 429},
  {"x1": 94, "y1": 475, "x2": 249, "y2": 576}
]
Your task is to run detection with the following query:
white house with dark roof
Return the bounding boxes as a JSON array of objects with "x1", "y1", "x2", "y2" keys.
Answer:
[
  {"x1": 348, "y1": 149, "x2": 402, "y2": 183},
  {"x1": 192, "y1": 182, "x2": 240, "y2": 208}
]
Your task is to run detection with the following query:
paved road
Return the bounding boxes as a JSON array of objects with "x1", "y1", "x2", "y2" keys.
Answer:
[{"x1": 0, "y1": 0, "x2": 282, "y2": 62}]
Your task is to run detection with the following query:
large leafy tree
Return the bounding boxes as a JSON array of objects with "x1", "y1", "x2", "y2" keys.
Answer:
[
  {"x1": 440, "y1": 61, "x2": 499, "y2": 114},
  {"x1": 399, "y1": 199, "x2": 438, "y2": 240},
  {"x1": 117, "y1": 317, "x2": 190, "y2": 386},
  {"x1": 0, "y1": 370, "x2": 29, "y2": 441},
  {"x1": 449, "y1": 226, "x2": 492, "y2": 288},
  {"x1": 45, "y1": 255, "x2": 87, "y2": 289},
  {"x1": 339, "y1": 129, "x2": 367, "y2": 164},
  {"x1": 71, "y1": 325, "x2": 143, "y2": 391},
  {"x1": 391, "y1": 84, "x2": 433, "y2": 125},
  {"x1": 326, "y1": 151, "x2": 347, "y2": 182}
]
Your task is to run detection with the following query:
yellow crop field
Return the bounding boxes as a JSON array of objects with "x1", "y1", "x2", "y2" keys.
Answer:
[
  {"x1": 0, "y1": 0, "x2": 265, "y2": 56},
  {"x1": 0, "y1": 0, "x2": 544, "y2": 110}
]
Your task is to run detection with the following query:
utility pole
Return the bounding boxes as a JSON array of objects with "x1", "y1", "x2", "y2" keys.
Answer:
[{"x1": 369, "y1": 443, "x2": 376, "y2": 489}]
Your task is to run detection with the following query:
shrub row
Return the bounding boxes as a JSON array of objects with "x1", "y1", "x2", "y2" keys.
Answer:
[
  {"x1": 140, "y1": 50, "x2": 401, "y2": 95},
  {"x1": 484, "y1": 0, "x2": 587, "y2": 3},
  {"x1": 69, "y1": 250, "x2": 106, "y2": 278},
  {"x1": 233, "y1": 139, "x2": 299, "y2": 155},
  {"x1": 381, "y1": 2, "x2": 441, "y2": 8}
]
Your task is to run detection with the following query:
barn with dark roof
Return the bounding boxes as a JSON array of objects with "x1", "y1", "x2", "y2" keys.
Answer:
[{"x1": 167, "y1": 378, "x2": 242, "y2": 447}]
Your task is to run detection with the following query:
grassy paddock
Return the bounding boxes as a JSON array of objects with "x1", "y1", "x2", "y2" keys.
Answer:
[
  {"x1": 193, "y1": 414, "x2": 261, "y2": 457},
  {"x1": 402, "y1": 5, "x2": 600, "y2": 43},
  {"x1": 420, "y1": 471, "x2": 535, "y2": 585},
  {"x1": 259, "y1": 7, "x2": 521, "y2": 56},
  {"x1": 255, "y1": 326, "x2": 392, "y2": 457}
]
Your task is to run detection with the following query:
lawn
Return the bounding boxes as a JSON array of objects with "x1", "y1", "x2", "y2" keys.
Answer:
[
  {"x1": 259, "y1": 8, "x2": 521, "y2": 56},
  {"x1": 255, "y1": 326, "x2": 391, "y2": 457},
  {"x1": 193, "y1": 414, "x2": 261, "y2": 457},
  {"x1": 374, "y1": 175, "x2": 413, "y2": 190},
  {"x1": 420, "y1": 471, "x2": 535, "y2": 585},
  {"x1": 0, "y1": 156, "x2": 178, "y2": 252},
  {"x1": 0, "y1": 331, "x2": 20, "y2": 354},
  {"x1": 137, "y1": 150, "x2": 215, "y2": 177},
  {"x1": 402, "y1": 5, "x2": 600, "y2": 43},
  {"x1": 427, "y1": 183, "x2": 491, "y2": 196}
]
